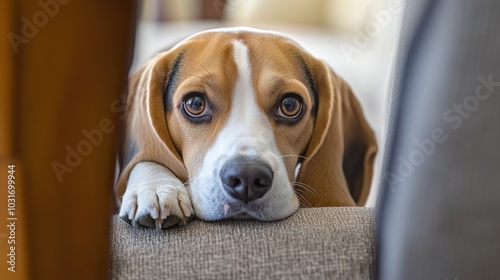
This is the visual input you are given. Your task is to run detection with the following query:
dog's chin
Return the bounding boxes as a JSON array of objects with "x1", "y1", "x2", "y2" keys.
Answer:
[
  {"x1": 227, "y1": 213, "x2": 254, "y2": 220},
  {"x1": 192, "y1": 199, "x2": 299, "y2": 222},
  {"x1": 225, "y1": 206, "x2": 271, "y2": 221}
]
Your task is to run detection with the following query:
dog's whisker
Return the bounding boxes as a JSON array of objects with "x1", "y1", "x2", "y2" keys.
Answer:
[
  {"x1": 295, "y1": 192, "x2": 312, "y2": 208},
  {"x1": 292, "y1": 182, "x2": 320, "y2": 203},
  {"x1": 279, "y1": 154, "x2": 298, "y2": 158},
  {"x1": 293, "y1": 188, "x2": 314, "y2": 201},
  {"x1": 294, "y1": 192, "x2": 312, "y2": 208},
  {"x1": 278, "y1": 154, "x2": 311, "y2": 161},
  {"x1": 293, "y1": 182, "x2": 319, "y2": 197}
]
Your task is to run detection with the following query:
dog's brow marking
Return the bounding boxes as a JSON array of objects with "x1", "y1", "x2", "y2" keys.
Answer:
[
  {"x1": 164, "y1": 53, "x2": 184, "y2": 112},
  {"x1": 299, "y1": 56, "x2": 318, "y2": 115},
  {"x1": 229, "y1": 40, "x2": 267, "y2": 128}
]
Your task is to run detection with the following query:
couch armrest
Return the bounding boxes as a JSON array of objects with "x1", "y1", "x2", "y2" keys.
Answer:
[{"x1": 111, "y1": 207, "x2": 375, "y2": 279}]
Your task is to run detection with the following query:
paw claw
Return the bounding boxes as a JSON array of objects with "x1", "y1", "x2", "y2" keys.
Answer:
[
  {"x1": 149, "y1": 207, "x2": 160, "y2": 219},
  {"x1": 179, "y1": 201, "x2": 191, "y2": 217},
  {"x1": 119, "y1": 182, "x2": 195, "y2": 230}
]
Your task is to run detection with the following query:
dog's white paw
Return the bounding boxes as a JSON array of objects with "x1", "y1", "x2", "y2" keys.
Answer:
[
  {"x1": 118, "y1": 162, "x2": 194, "y2": 229},
  {"x1": 119, "y1": 183, "x2": 194, "y2": 229}
]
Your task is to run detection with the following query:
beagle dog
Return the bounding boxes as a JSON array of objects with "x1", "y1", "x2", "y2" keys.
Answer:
[{"x1": 116, "y1": 27, "x2": 377, "y2": 229}]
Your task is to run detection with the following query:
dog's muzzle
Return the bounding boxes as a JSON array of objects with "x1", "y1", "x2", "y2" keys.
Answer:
[{"x1": 219, "y1": 158, "x2": 273, "y2": 203}]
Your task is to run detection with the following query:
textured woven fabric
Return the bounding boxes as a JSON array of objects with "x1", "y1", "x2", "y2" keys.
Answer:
[{"x1": 111, "y1": 207, "x2": 375, "y2": 279}]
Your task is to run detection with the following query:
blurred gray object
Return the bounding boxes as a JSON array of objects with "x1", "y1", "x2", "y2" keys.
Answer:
[{"x1": 378, "y1": 0, "x2": 500, "y2": 279}]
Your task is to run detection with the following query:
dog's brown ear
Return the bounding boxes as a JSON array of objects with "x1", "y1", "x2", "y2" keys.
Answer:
[
  {"x1": 296, "y1": 59, "x2": 377, "y2": 206},
  {"x1": 115, "y1": 52, "x2": 188, "y2": 199}
]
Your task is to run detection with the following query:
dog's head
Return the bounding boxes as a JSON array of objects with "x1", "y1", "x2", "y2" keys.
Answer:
[{"x1": 117, "y1": 27, "x2": 377, "y2": 221}]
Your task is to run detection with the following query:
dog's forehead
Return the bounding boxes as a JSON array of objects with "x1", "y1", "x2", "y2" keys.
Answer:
[
  {"x1": 177, "y1": 27, "x2": 300, "y2": 48},
  {"x1": 170, "y1": 27, "x2": 308, "y2": 63},
  {"x1": 169, "y1": 28, "x2": 314, "y2": 87}
]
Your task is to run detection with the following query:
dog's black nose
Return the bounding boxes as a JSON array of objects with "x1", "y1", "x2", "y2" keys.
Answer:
[{"x1": 220, "y1": 159, "x2": 273, "y2": 203}]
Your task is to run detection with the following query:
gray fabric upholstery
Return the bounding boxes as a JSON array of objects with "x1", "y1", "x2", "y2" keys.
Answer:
[
  {"x1": 111, "y1": 207, "x2": 375, "y2": 279},
  {"x1": 378, "y1": 0, "x2": 500, "y2": 279}
]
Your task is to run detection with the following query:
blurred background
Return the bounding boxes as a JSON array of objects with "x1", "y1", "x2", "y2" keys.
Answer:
[{"x1": 133, "y1": 0, "x2": 404, "y2": 206}]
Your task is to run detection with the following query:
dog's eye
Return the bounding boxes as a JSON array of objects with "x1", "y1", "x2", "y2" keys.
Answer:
[
  {"x1": 183, "y1": 94, "x2": 207, "y2": 117},
  {"x1": 278, "y1": 95, "x2": 302, "y2": 119}
]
